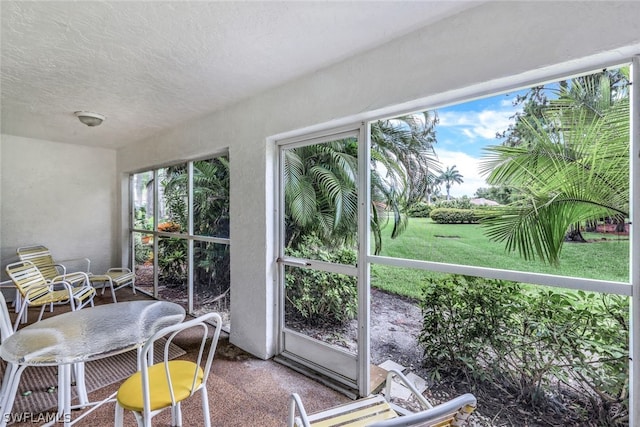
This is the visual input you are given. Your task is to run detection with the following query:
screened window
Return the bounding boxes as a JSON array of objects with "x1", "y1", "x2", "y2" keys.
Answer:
[
  {"x1": 130, "y1": 154, "x2": 231, "y2": 328},
  {"x1": 367, "y1": 65, "x2": 633, "y2": 425}
]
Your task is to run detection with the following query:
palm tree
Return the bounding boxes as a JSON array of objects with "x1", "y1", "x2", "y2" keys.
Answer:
[
  {"x1": 479, "y1": 70, "x2": 630, "y2": 266},
  {"x1": 284, "y1": 138, "x2": 359, "y2": 249},
  {"x1": 369, "y1": 112, "x2": 440, "y2": 252},
  {"x1": 438, "y1": 165, "x2": 464, "y2": 201},
  {"x1": 284, "y1": 112, "x2": 440, "y2": 254}
]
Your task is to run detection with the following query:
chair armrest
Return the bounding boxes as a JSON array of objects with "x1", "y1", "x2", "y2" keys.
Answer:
[
  {"x1": 49, "y1": 279, "x2": 76, "y2": 297},
  {"x1": 0, "y1": 280, "x2": 15, "y2": 288},
  {"x1": 53, "y1": 271, "x2": 90, "y2": 286},
  {"x1": 288, "y1": 393, "x2": 311, "y2": 427},
  {"x1": 368, "y1": 393, "x2": 477, "y2": 427},
  {"x1": 384, "y1": 369, "x2": 433, "y2": 411}
]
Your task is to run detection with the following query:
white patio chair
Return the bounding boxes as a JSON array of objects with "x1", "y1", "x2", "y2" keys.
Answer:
[
  {"x1": 0, "y1": 291, "x2": 89, "y2": 426},
  {"x1": 5, "y1": 260, "x2": 95, "y2": 330},
  {"x1": 17, "y1": 244, "x2": 135, "y2": 303},
  {"x1": 115, "y1": 312, "x2": 222, "y2": 427},
  {"x1": 0, "y1": 291, "x2": 17, "y2": 417},
  {"x1": 288, "y1": 369, "x2": 476, "y2": 427}
]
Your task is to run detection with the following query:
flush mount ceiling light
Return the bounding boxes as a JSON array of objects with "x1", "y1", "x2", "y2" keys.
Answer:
[{"x1": 74, "y1": 111, "x2": 105, "y2": 127}]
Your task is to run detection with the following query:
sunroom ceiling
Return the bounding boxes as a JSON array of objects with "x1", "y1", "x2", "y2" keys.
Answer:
[{"x1": 0, "y1": 1, "x2": 482, "y2": 150}]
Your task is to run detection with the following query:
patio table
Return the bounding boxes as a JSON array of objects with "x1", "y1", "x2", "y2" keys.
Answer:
[{"x1": 0, "y1": 300, "x2": 185, "y2": 427}]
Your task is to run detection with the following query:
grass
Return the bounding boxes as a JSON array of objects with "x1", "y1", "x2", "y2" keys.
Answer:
[{"x1": 371, "y1": 218, "x2": 629, "y2": 300}]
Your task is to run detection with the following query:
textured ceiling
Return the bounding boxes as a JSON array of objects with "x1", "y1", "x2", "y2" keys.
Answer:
[{"x1": 1, "y1": 1, "x2": 480, "y2": 150}]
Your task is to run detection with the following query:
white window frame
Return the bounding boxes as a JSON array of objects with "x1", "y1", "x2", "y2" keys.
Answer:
[
  {"x1": 362, "y1": 57, "x2": 639, "y2": 424},
  {"x1": 129, "y1": 152, "x2": 231, "y2": 315},
  {"x1": 271, "y1": 53, "x2": 638, "y2": 418}
]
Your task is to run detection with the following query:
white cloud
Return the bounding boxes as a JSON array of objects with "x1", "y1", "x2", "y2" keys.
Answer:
[
  {"x1": 431, "y1": 100, "x2": 523, "y2": 195},
  {"x1": 435, "y1": 149, "x2": 487, "y2": 198},
  {"x1": 438, "y1": 106, "x2": 518, "y2": 141}
]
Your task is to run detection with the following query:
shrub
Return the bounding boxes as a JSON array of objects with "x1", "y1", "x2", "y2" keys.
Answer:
[
  {"x1": 433, "y1": 197, "x2": 472, "y2": 210},
  {"x1": 285, "y1": 235, "x2": 357, "y2": 326},
  {"x1": 419, "y1": 274, "x2": 629, "y2": 425},
  {"x1": 429, "y1": 208, "x2": 478, "y2": 224},
  {"x1": 134, "y1": 234, "x2": 152, "y2": 263},
  {"x1": 157, "y1": 237, "x2": 187, "y2": 286},
  {"x1": 419, "y1": 275, "x2": 522, "y2": 379},
  {"x1": 407, "y1": 202, "x2": 432, "y2": 218}
]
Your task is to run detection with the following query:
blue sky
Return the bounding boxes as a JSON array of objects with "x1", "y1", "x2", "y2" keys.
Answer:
[{"x1": 430, "y1": 91, "x2": 526, "y2": 198}]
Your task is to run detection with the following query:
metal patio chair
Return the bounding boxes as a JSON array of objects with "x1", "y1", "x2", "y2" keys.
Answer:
[
  {"x1": 5, "y1": 260, "x2": 95, "y2": 330},
  {"x1": 115, "y1": 312, "x2": 223, "y2": 427},
  {"x1": 288, "y1": 369, "x2": 476, "y2": 427},
  {"x1": 17, "y1": 244, "x2": 135, "y2": 303}
]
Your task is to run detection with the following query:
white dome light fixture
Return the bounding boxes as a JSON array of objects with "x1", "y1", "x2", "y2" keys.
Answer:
[{"x1": 74, "y1": 111, "x2": 105, "y2": 127}]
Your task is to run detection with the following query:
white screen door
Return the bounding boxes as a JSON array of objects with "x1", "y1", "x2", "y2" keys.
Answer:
[{"x1": 276, "y1": 125, "x2": 369, "y2": 396}]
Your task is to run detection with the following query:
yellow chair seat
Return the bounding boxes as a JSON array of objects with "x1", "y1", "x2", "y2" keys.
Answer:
[
  {"x1": 29, "y1": 288, "x2": 74, "y2": 306},
  {"x1": 27, "y1": 285, "x2": 94, "y2": 306},
  {"x1": 91, "y1": 270, "x2": 134, "y2": 286},
  {"x1": 117, "y1": 360, "x2": 203, "y2": 412}
]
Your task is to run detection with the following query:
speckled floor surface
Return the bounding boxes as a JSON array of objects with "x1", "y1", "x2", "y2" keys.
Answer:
[{"x1": 4, "y1": 290, "x2": 349, "y2": 426}]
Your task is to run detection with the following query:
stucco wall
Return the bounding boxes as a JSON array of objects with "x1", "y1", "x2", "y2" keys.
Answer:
[
  {"x1": 0, "y1": 135, "x2": 117, "y2": 279},
  {"x1": 102, "y1": 2, "x2": 640, "y2": 358}
]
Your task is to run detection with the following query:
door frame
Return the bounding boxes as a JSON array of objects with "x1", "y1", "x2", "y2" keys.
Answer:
[{"x1": 276, "y1": 122, "x2": 370, "y2": 397}]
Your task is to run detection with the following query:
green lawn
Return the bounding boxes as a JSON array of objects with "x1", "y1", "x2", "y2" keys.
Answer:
[{"x1": 371, "y1": 218, "x2": 629, "y2": 300}]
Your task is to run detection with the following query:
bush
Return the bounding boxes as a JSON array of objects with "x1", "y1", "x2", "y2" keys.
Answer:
[
  {"x1": 134, "y1": 234, "x2": 152, "y2": 263},
  {"x1": 419, "y1": 275, "x2": 522, "y2": 379},
  {"x1": 157, "y1": 237, "x2": 187, "y2": 286},
  {"x1": 433, "y1": 197, "x2": 473, "y2": 210},
  {"x1": 419, "y1": 274, "x2": 629, "y2": 425},
  {"x1": 429, "y1": 208, "x2": 478, "y2": 224},
  {"x1": 285, "y1": 235, "x2": 357, "y2": 326},
  {"x1": 407, "y1": 202, "x2": 432, "y2": 218}
]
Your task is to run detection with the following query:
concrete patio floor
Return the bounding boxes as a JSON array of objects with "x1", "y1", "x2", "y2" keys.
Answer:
[{"x1": 3, "y1": 289, "x2": 350, "y2": 426}]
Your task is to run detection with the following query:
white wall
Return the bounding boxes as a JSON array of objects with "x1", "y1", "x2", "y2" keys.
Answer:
[
  {"x1": 0, "y1": 135, "x2": 117, "y2": 279},
  {"x1": 114, "y1": 1, "x2": 639, "y2": 358}
]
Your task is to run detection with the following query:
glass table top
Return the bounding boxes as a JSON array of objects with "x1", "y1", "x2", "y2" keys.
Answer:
[{"x1": 0, "y1": 300, "x2": 185, "y2": 365}]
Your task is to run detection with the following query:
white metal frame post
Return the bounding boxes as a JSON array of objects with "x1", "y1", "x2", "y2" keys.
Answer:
[
  {"x1": 629, "y1": 55, "x2": 639, "y2": 427},
  {"x1": 358, "y1": 121, "x2": 371, "y2": 397}
]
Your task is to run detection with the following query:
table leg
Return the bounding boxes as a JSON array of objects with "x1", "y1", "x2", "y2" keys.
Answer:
[
  {"x1": 59, "y1": 364, "x2": 71, "y2": 427},
  {"x1": 73, "y1": 363, "x2": 89, "y2": 406}
]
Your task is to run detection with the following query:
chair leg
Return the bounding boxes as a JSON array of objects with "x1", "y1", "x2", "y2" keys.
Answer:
[
  {"x1": 13, "y1": 303, "x2": 29, "y2": 331},
  {"x1": 172, "y1": 402, "x2": 183, "y2": 427},
  {"x1": 0, "y1": 363, "x2": 16, "y2": 412},
  {"x1": 99, "y1": 277, "x2": 117, "y2": 303},
  {"x1": 114, "y1": 402, "x2": 125, "y2": 427},
  {"x1": 37, "y1": 304, "x2": 47, "y2": 322},
  {"x1": 109, "y1": 284, "x2": 117, "y2": 303},
  {"x1": 136, "y1": 411, "x2": 150, "y2": 427},
  {"x1": 201, "y1": 388, "x2": 211, "y2": 427},
  {"x1": 12, "y1": 291, "x2": 21, "y2": 313},
  {"x1": 108, "y1": 279, "x2": 117, "y2": 303},
  {"x1": 0, "y1": 364, "x2": 28, "y2": 427}
]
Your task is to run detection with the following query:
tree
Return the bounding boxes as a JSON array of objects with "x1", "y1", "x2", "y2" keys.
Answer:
[
  {"x1": 480, "y1": 69, "x2": 630, "y2": 265},
  {"x1": 284, "y1": 112, "x2": 440, "y2": 254},
  {"x1": 369, "y1": 112, "x2": 440, "y2": 253},
  {"x1": 161, "y1": 158, "x2": 231, "y2": 294},
  {"x1": 474, "y1": 186, "x2": 513, "y2": 205},
  {"x1": 284, "y1": 138, "x2": 359, "y2": 249},
  {"x1": 437, "y1": 165, "x2": 464, "y2": 201}
]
